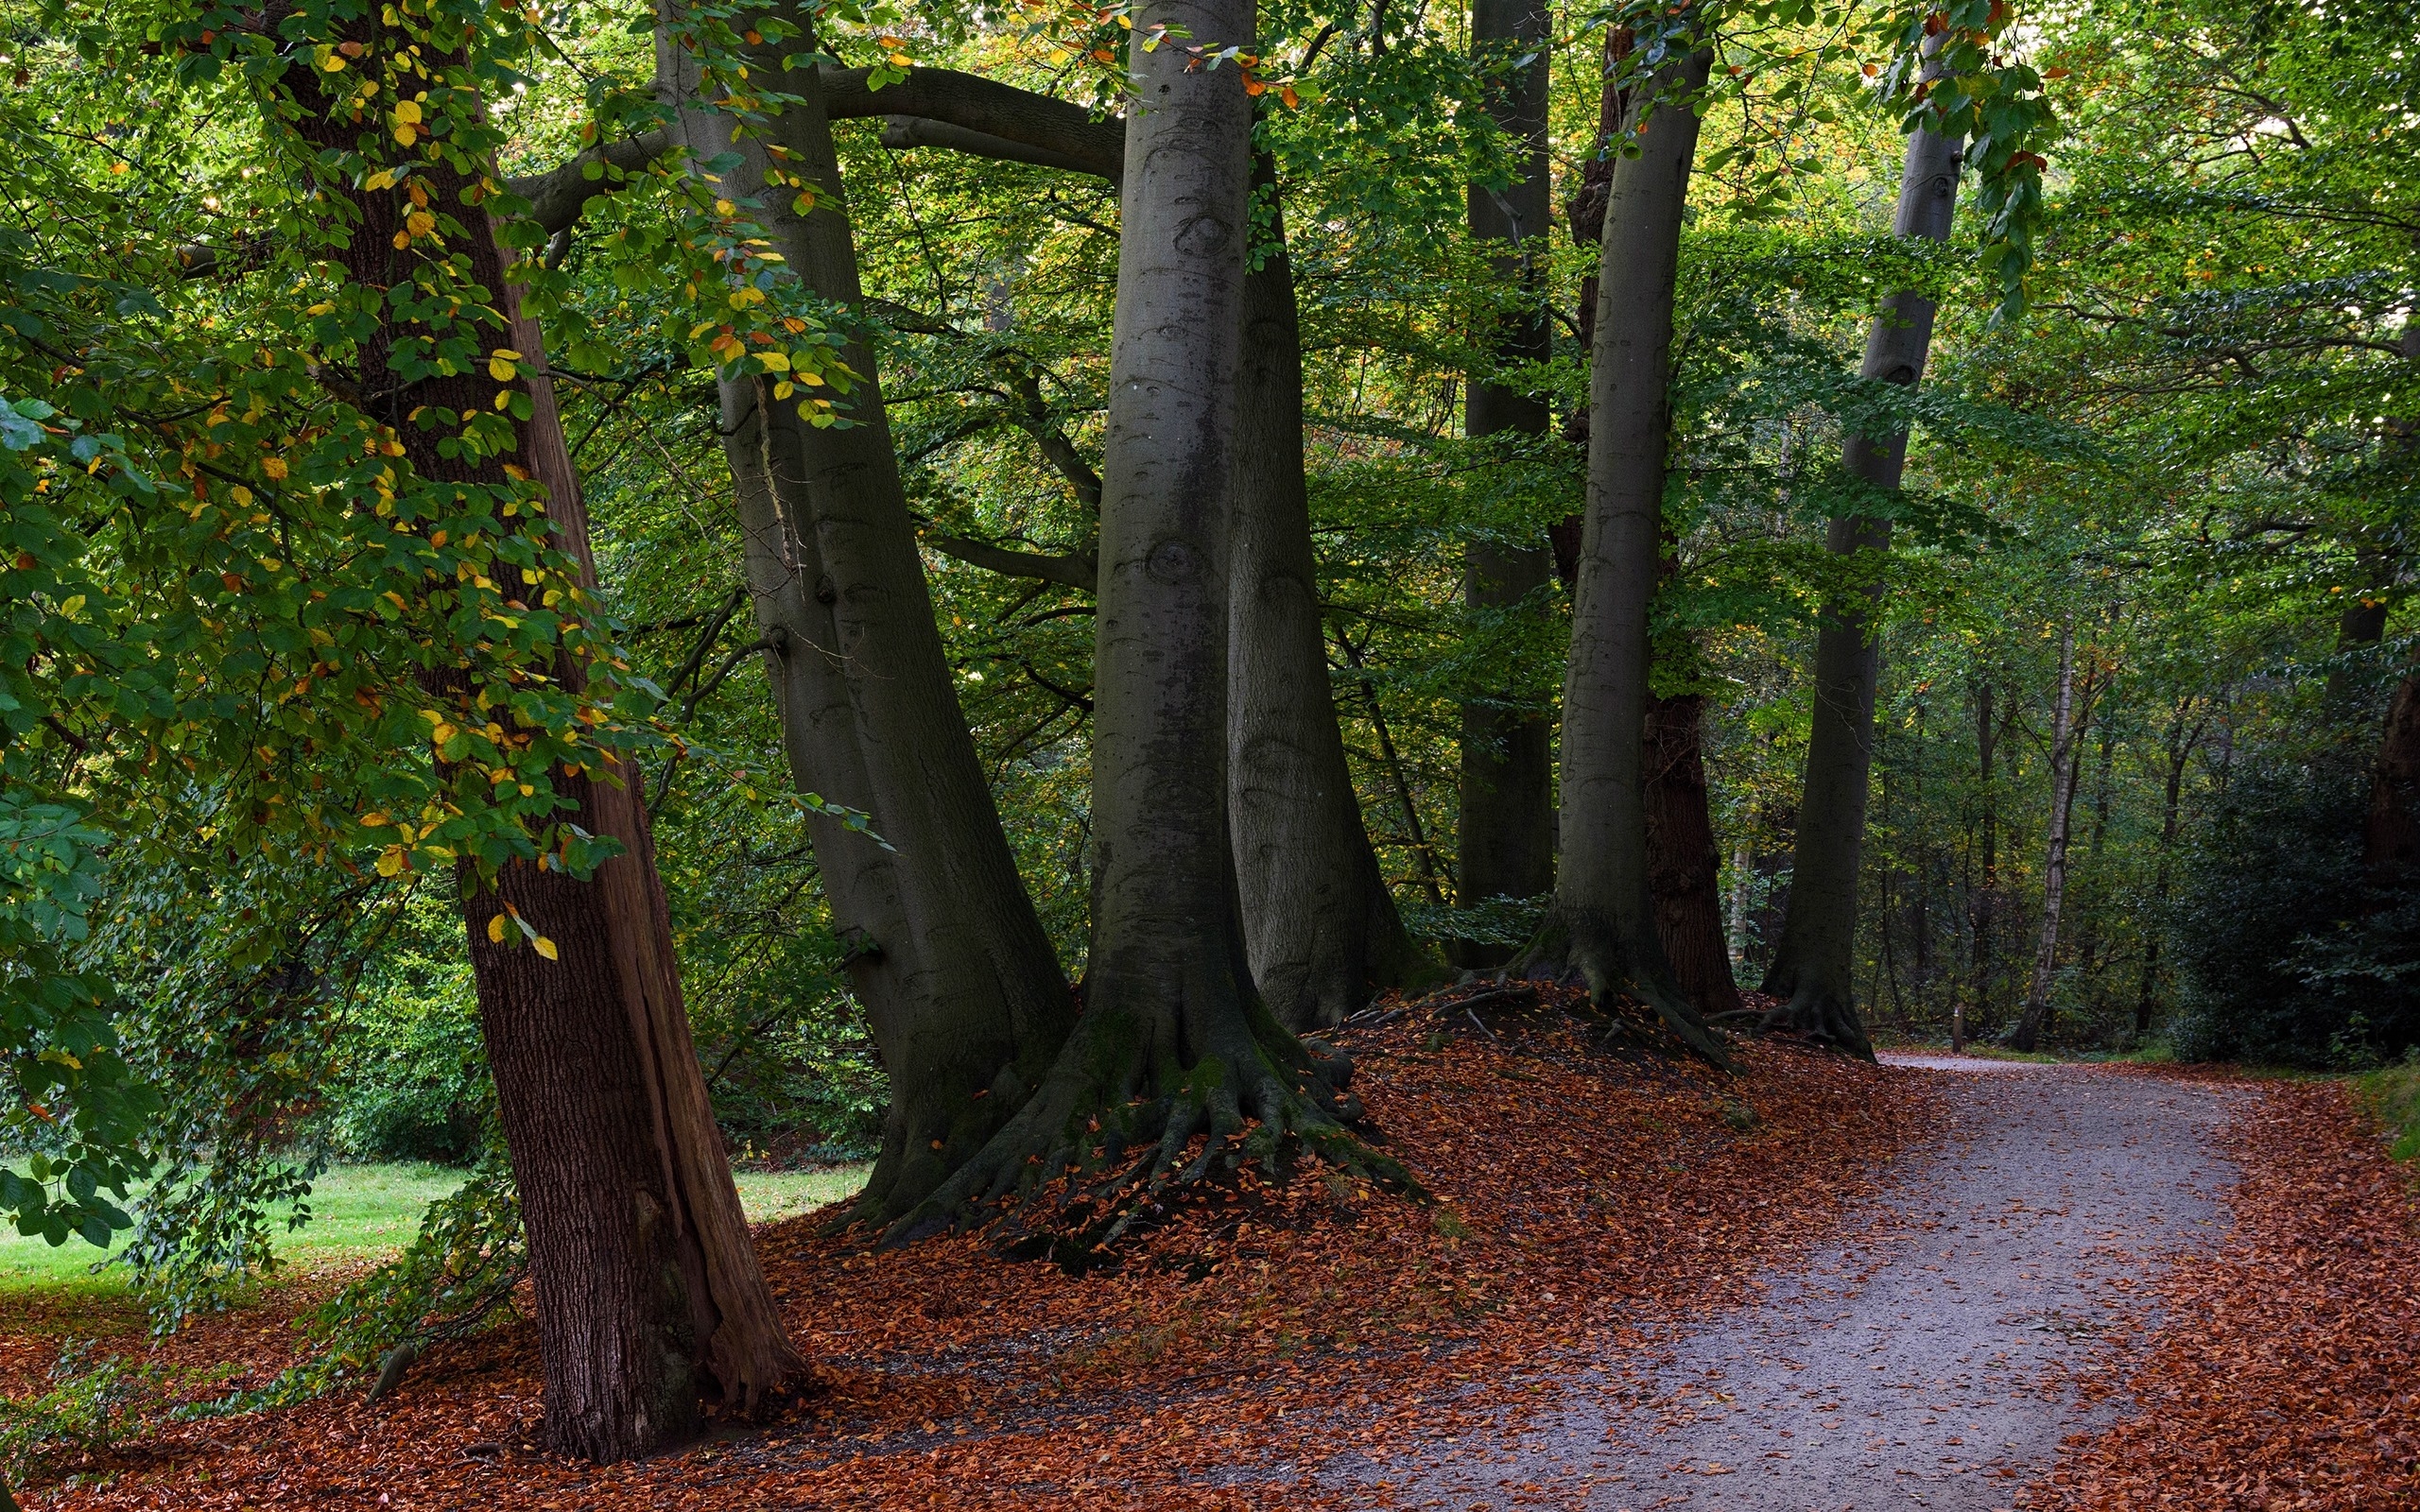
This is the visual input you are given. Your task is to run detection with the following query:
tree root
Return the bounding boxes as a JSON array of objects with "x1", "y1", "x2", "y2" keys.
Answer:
[
  {"x1": 878, "y1": 999, "x2": 1421, "y2": 1256},
  {"x1": 1754, "y1": 980, "x2": 1876, "y2": 1061},
  {"x1": 1512, "y1": 908, "x2": 1732, "y2": 1070}
]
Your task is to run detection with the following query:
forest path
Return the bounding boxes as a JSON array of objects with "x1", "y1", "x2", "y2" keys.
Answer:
[{"x1": 1340, "y1": 1059, "x2": 2243, "y2": 1510}]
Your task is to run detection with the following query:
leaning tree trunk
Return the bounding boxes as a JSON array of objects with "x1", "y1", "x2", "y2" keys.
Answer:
[
  {"x1": 1757, "y1": 86, "x2": 1963, "y2": 1058},
  {"x1": 2009, "y1": 616, "x2": 2081, "y2": 1053},
  {"x1": 893, "y1": 0, "x2": 1380, "y2": 1239},
  {"x1": 1229, "y1": 157, "x2": 1435, "y2": 1029},
  {"x1": 278, "y1": 21, "x2": 803, "y2": 1460},
  {"x1": 1556, "y1": 25, "x2": 1734, "y2": 1020},
  {"x1": 1514, "y1": 42, "x2": 1726, "y2": 1066},
  {"x1": 1455, "y1": 0, "x2": 1559, "y2": 964},
  {"x1": 656, "y1": 12, "x2": 1076, "y2": 1228}
]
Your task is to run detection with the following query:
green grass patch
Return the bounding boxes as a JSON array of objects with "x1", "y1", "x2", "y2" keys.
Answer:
[
  {"x1": 2355, "y1": 1057, "x2": 2420, "y2": 1164},
  {"x1": 0, "y1": 1161, "x2": 870, "y2": 1297}
]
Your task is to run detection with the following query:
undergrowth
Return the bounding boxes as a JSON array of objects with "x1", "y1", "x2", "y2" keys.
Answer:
[{"x1": 2355, "y1": 1054, "x2": 2420, "y2": 1165}]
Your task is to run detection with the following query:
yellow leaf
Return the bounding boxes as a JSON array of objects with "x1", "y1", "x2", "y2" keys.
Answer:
[
  {"x1": 757, "y1": 350, "x2": 790, "y2": 372},
  {"x1": 376, "y1": 847, "x2": 406, "y2": 877},
  {"x1": 488, "y1": 913, "x2": 508, "y2": 943},
  {"x1": 395, "y1": 124, "x2": 418, "y2": 146},
  {"x1": 532, "y1": 936, "x2": 559, "y2": 961},
  {"x1": 489, "y1": 354, "x2": 518, "y2": 381},
  {"x1": 263, "y1": 457, "x2": 289, "y2": 480},
  {"x1": 360, "y1": 811, "x2": 389, "y2": 828},
  {"x1": 715, "y1": 198, "x2": 736, "y2": 216},
  {"x1": 364, "y1": 168, "x2": 400, "y2": 191},
  {"x1": 394, "y1": 100, "x2": 423, "y2": 124}
]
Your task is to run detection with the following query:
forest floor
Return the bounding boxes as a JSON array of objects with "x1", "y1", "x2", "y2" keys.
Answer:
[{"x1": 6, "y1": 989, "x2": 2417, "y2": 1510}]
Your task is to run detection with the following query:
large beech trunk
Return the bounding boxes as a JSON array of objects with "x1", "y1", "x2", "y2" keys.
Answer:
[
  {"x1": 1229, "y1": 164, "x2": 1433, "y2": 1028},
  {"x1": 1515, "y1": 43, "x2": 1725, "y2": 1066},
  {"x1": 1757, "y1": 93, "x2": 1963, "y2": 1058},
  {"x1": 1555, "y1": 27, "x2": 1734, "y2": 1021},
  {"x1": 655, "y1": 14, "x2": 1074, "y2": 1226},
  {"x1": 896, "y1": 0, "x2": 1374, "y2": 1237},
  {"x1": 1456, "y1": 0, "x2": 1559, "y2": 960},
  {"x1": 283, "y1": 31, "x2": 802, "y2": 1461}
]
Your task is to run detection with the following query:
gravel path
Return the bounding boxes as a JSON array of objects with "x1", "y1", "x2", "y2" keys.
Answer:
[{"x1": 1351, "y1": 1058, "x2": 2243, "y2": 1510}]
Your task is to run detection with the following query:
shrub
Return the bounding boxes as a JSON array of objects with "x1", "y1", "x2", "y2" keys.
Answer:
[{"x1": 2170, "y1": 754, "x2": 2420, "y2": 1067}]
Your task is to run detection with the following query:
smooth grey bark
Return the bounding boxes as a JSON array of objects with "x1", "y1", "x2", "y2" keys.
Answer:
[
  {"x1": 1514, "y1": 43, "x2": 1725, "y2": 1066},
  {"x1": 658, "y1": 12, "x2": 1073, "y2": 1227},
  {"x1": 1230, "y1": 163, "x2": 1435, "y2": 1029},
  {"x1": 1757, "y1": 92, "x2": 1964, "y2": 1058},
  {"x1": 864, "y1": 90, "x2": 1428, "y2": 1032},
  {"x1": 2009, "y1": 616, "x2": 2081, "y2": 1052},
  {"x1": 2134, "y1": 700, "x2": 2201, "y2": 1040},
  {"x1": 894, "y1": 0, "x2": 1381, "y2": 1239},
  {"x1": 1456, "y1": 0, "x2": 1558, "y2": 961}
]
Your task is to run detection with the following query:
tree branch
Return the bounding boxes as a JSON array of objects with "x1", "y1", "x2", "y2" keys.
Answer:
[
  {"x1": 821, "y1": 66, "x2": 1125, "y2": 182},
  {"x1": 924, "y1": 532, "x2": 1098, "y2": 589}
]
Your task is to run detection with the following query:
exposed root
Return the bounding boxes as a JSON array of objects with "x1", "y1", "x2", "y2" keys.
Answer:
[
  {"x1": 1512, "y1": 908, "x2": 1732, "y2": 1070},
  {"x1": 1754, "y1": 979, "x2": 1876, "y2": 1061},
  {"x1": 878, "y1": 997, "x2": 1421, "y2": 1259}
]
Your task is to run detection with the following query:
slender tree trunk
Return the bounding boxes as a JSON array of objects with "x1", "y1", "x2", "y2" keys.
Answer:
[
  {"x1": 1456, "y1": 0, "x2": 1558, "y2": 963},
  {"x1": 1969, "y1": 680, "x2": 1996, "y2": 1037},
  {"x1": 278, "y1": 24, "x2": 804, "y2": 1459},
  {"x1": 896, "y1": 0, "x2": 1376, "y2": 1236},
  {"x1": 1726, "y1": 836, "x2": 1752, "y2": 974},
  {"x1": 1757, "y1": 84, "x2": 1963, "y2": 1057},
  {"x1": 1229, "y1": 156, "x2": 1434, "y2": 1027},
  {"x1": 2010, "y1": 617, "x2": 2081, "y2": 1052},
  {"x1": 2135, "y1": 702, "x2": 2197, "y2": 1040},
  {"x1": 1643, "y1": 693, "x2": 1742, "y2": 1017},
  {"x1": 657, "y1": 14, "x2": 1075, "y2": 1227},
  {"x1": 1516, "y1": 43, "x2": 1725, "y2": 1065}
]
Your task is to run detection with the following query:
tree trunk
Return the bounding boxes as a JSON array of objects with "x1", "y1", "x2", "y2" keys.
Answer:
[
  {"x1": 2009, "y1": 617, "x2": 2081, "y2": 1053},
  {"x1": 2366, "y1": 671, "x2": 2420, "y2": 877},
  {"x1": 1758, "y1": 92, "x2": 1963, "y2": 1058},
  {"x1": 1229, "y1": 159, "x2": 1434, "y2": 1028},
  {"x1": 1552, "y1": 28, "x2": 1735, "y2": 1023},
  {"x1": 1515, "y1": 43, "x2": 1725, "y2": 1066},
  {"x1": 1456, "y1": 0, "x2": 1558, "y2": 962},
  {"x1": 657, "y1": 15, "x2": 1076, "y2": 1227},
  {"x1": 2135, "y1": 701, "x2": 2198, "y2": 1040},
  {"x1": 1644, "y1": 693, "x2": 1742, "y2": 1017},
  {"x1": 277, "y1": 23, "x2": 804, "y2": 1459},
  {"x1": 893, "y1": 0, "x2": 1378, "y2": 1237}
]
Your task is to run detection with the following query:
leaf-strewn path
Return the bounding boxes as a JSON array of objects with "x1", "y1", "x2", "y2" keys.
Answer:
[{"x1": 1346, "y1": 1058, "x2": 2242, "y2": 1509}]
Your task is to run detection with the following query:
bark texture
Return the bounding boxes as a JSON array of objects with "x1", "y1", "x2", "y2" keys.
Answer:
[
  {"x1": 1229, "y1": 163, "x2": 1433, "y2": 1029},
  {"x1": 1457, "y1": 0, "x2": 1558, "y2": 961},
  {"x1": 1757, "y1": 97, "x2": 1963, "y2": 1057},
  {"x1": 895, "y1": 0, "x2": 1382, "y2": 1237},
  {"x1": 656, "y1": 12, "x2": 1073, "y2": 1228},
  {"x1": 282, "y1": 26, "x2": 804, "y2": 1460},
  {"x1": 1644, "y1": 692, "x2": 1742, "y2": 1018},
  {"x1": 1517, "y1": 43, "x2": 1726, "y2": 1066}
]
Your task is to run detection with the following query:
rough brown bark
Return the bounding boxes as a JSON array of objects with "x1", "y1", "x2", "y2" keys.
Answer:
[
  {"x1": 1229, "y1": 160, "x2": 1435, "y2": 1028},
  {"x1": 655, "y1": 10, "x2": 1075, "y2": 1228},
  {"x1": 1456, "y1": 0, "x2": 1559, "y2": 963},
  {"x1": 280, "y1": 23, "x2": 803, "y2": 1460},
  {"x1": 1758, "y1": 83, "x2": 1963, "y2": 1058},
  {"x1": 1644, "y1": 692, "x2": 1742, "y2": 1018},
  {"x1": 1514, "y1": 42, "x2": 1725, "y2": 1066}
]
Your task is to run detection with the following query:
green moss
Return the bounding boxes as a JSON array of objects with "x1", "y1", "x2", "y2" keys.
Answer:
[{"x1": 2355, "y1": 1056, "x2": 2420, "y2": 1165}]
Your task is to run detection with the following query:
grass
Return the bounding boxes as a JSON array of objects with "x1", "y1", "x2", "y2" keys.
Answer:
[
  {"x1": 2355, "y1": 1056, "x2": 2420, "y2": 1164},
  {"x1": 0, "y1": 1160, "x2": 871, "y2": 1297}
]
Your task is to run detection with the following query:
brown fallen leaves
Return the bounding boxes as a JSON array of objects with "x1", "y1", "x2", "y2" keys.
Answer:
[
  {"x1": 19, "y1": 991, "x2": 1942, "y2": 1510},
  {"x1": 2025, "y1": 1074, "x2": 2420, "y2": 1512}
]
